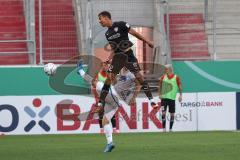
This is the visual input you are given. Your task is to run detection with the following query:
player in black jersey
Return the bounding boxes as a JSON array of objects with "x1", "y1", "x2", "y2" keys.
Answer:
[{"x1": 96, "y1": 11, "x2": 158, "y2": 112}]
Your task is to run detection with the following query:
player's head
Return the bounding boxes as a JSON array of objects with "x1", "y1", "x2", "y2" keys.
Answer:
[
  {"x1": 98, "y1": 11, "x2": 112, "y2": 27},
  {"x1": 165, "y1": 64, "x2": 173, "y2": 74},
  {"x1": 101, "y1": 61, "x2": 109, "y2": 71},
  {"x1": 120, "y1": 67, "x2": 129, "y2": 75}
]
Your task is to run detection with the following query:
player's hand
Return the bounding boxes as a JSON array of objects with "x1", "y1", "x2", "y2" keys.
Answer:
[
  {"x1": 104, "y1": 58, "x2": 112, "y2": 64},
  {"x1": 97, "y1": 107, "x2": 104, "y2": 115},
  {"x1": 128, "y1": 98, "x2": 136, "y2": 106},
  {"x1": 92, "y1": 106, "x2": 103, "y2": 113},
  {"x1": 92, "y1": 101, "x2": 104, "y2": 113},
  {"x1": 178, "y1": 95, "x2": 182, "y2": 102},
  {"x1": 92, "y1": 79, "x2": 97, "y2": 87},
  {"x1": 147, "y1": 41, "x2": 154, "y2": 48}
]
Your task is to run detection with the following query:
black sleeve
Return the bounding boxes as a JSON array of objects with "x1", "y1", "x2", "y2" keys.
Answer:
[{"x1": 118, "y1": 21, "x2": 131, "y2": 32}]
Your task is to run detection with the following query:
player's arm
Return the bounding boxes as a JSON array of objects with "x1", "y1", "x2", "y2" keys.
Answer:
[
  {"x1": 92, "y1": 72, "x2": 99, "y2": 88},
  {"x1": 86, "y1": 73, "x2": 102, "y2": 102},
  {"x1": 176, "y1": 76, "x2": 183, "y2": 102},
  {"x1": 129, "y1": 28, "x2": 154, "y2": 48},
  {"x1": 105, "y1": 44, "x2": 114, "y2": 63},
  {"x1": 106, "y1": 51, "x2": 114, "y2": 63},
  {"x1": 158, "y1": 76, "x2": 164, "y2": 99}
]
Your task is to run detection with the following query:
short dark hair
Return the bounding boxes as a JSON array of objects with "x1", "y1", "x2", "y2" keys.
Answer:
[{"x1": 98, "y1": 11, "x2": 111, "y2": 19}]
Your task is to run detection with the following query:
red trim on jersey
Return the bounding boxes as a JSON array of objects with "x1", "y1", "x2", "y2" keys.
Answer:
[
  {"x1": 160, "y1": 74, "x2": 181, "y2": 88},
  {"x1": 95, "y1": 71, "x2": 108, "y2": 81},
  {"x1": 99, "y1": 71, "x2": 107, "y2": 78}
]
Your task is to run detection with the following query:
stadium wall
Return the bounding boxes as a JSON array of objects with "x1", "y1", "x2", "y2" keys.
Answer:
[
  {"x1": 0, "y1": 66, "x2": 89, "y2": 96},
  {"x1": 0, "y1": 61, "x2": 239, "y2": 134},
  {"x1": 0, "y1": 61, "x2": 239, "y2": 96},
  {"x1": 173, "y1": 61, "x2": 240, "y2": 92}
]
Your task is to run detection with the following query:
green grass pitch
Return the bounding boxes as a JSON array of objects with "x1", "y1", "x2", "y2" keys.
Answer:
[{"x1": 0, "y1": 131, "x2": 240, "y2": 160}]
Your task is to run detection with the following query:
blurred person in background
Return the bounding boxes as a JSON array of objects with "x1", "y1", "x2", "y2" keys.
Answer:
[{"x1": 158, "y1": 64, "x2": 182, "y2": 132}]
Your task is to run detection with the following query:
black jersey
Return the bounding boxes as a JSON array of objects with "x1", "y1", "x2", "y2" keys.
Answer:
[{"x1": 105, "y1": 21, "x2": 134, "y2": 53}]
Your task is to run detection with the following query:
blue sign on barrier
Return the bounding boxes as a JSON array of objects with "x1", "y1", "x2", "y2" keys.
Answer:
[{"x1": 236, "y1": 93, "x2": 240, "y2": 130}]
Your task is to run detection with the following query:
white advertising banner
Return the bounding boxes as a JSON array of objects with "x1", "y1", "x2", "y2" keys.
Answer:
[
  {"x1": 176, "y1": 92, "x2": 236, "y2": 131},
  {"x1": 0, "y1": 92, "x2": 236, "y2": 135},
  {"x1": 197, "y1": 92, "x2": 236, "y2": 131}
]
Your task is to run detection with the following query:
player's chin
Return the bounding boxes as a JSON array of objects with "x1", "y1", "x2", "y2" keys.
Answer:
[{"x1": 100, "y1": 23, "x2": 105, "y2": 27}]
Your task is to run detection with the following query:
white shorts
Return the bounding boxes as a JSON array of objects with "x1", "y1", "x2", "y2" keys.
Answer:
[
  {"x1": 104, "y1": 104, "x2": 118, "y2": 121},
  {"x1": 96, "y1": 87, "x2": 120, "y2": 121}
]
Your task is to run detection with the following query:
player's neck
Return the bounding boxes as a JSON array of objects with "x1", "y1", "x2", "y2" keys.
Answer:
[
  {"x1": 106, "y1": 21, "x2": 113, "y2": 28},
  {"x1": 167, "y1": 73, "x2": 174, "y2": 77}
]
